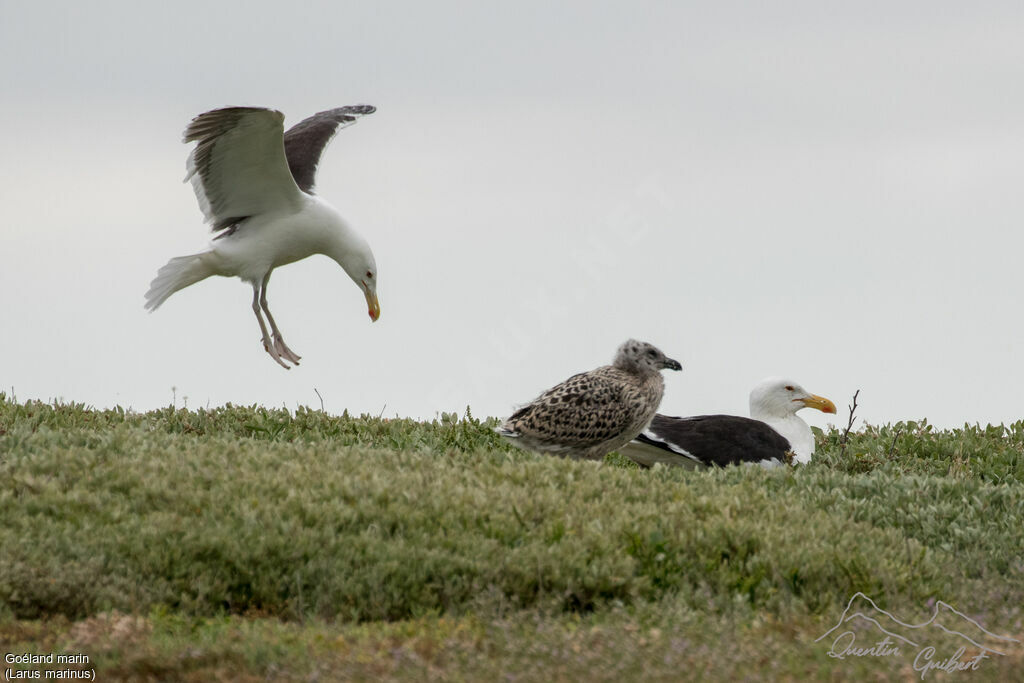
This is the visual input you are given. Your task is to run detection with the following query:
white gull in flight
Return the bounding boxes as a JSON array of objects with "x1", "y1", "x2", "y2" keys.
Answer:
[{"x1": 145, "y1": 105, "x2": 380, "y2": 368}]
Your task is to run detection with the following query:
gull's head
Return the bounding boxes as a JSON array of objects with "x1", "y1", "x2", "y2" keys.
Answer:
[
  {"x1": 335, "y1": 240, "x2": 380, "y2": 322},
  {"x1": 613, "y1": 339, "x2": 683, "y2": 375},
  {"x1": 359, "y1": 264, "x2": 380, "y2": 322},
  {"x1": 749, "y1": 377, "x2": 836, "y2": 420}
]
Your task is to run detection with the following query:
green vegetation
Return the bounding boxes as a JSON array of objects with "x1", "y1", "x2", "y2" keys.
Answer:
[{"x1": 1, "y1": 393, "x2": 1022, "y2": 680}]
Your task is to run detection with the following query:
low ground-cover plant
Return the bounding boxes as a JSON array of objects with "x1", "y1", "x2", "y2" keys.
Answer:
[{"x1": 2, "y1": 393, "x2": 1021, "y2": 633}]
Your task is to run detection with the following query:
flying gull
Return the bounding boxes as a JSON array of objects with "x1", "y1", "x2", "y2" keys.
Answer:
[
  {"x1": 497, "y1": 340, "x2": 682, "y2": 460},
  {"x1": 145, "y1": 105, "x2": 380, "y2": 368},
  {"x1": 621, "y1": 377, "x2": 837, "y2": 469}
]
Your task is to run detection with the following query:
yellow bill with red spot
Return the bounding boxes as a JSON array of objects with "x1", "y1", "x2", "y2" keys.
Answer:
[
  {"x1": 800, "y1": 394, "x2": 836, "y2": 414},
  {"x1": 365, "y1": 288, "x2": 380, "y2": 321}
]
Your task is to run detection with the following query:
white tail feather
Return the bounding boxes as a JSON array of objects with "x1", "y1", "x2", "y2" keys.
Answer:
[{"x1": 144, "y1": 253, "x2": 213, "y2": 311}]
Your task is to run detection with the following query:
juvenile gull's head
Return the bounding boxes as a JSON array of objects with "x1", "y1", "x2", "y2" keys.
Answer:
[{"x1": 612, "y1": 339, "x2": 682, "y2": 376}]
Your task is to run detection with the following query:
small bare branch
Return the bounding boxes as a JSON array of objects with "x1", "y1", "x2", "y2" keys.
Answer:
[
  {"x1": 313, "y1": 387, "x2": 325, "y2": 412},
  {"x1": 887, "y1": 426, "x2": 903, "y2": 459},
  {"x1": 838, "y1": 389, "x2": 860, "y2": 458}
]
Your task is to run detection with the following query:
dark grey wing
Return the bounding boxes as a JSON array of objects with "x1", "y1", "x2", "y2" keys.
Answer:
[
  {"x1": 283, "y1": 105, "x2": 376, "y2": 193},
  {"x1": 638, "y1": 414, "x2": 793, "y2": 467}
]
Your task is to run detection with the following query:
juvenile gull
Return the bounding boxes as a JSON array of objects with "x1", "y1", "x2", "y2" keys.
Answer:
[
  {"x1": 621, "y1": 377, "x2": 836, "y2": 469},
  {"x1": 498, "y1": 340, "x2": 682, "y2": 460},
  {"x1": 144, "y1": 105, "x2": 380, "y2": 369}
]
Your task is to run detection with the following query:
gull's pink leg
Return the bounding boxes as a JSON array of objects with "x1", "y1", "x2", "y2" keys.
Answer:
[
  {"x1": 260, "y1": 272, "x2": 302, "y2": 365},
  {"x1": 252, "y1": 284, "x2": 290, "y2": 369}
]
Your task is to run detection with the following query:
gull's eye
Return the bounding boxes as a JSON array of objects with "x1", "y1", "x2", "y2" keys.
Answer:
[
  {"x1": 785, "y1": 385, "x2": 795, "y2": 391},
  {"x1": 366, "y1": 271, "x2": 374, "y2": 279},
  {"x1": 647, "y1": 349, "x2": 657, "y2": 357}
]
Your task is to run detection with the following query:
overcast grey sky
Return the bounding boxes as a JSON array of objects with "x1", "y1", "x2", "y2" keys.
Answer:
[{"x1": 2, "y1": 1, "x2": 1022, "y2": 429}]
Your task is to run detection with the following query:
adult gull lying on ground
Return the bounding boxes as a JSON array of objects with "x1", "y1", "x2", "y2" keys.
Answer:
[
  {"x1": 621, "y1": 377, "x2": 836, "y2": 468},
  {"x1": 145, "y1": 105, "x2": 380, "y2": 368},
  {"x1": 497, "y1": 340, "x2": 682, "y2": 460}
]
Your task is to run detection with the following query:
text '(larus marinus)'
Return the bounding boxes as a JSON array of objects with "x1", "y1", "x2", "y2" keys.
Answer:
[
  {"x1": 497, "y1": 340, "x2": 682, "y2": 460},
  {"x1": 145, "y1": 105, "x2": 380, "y2": 368},
  {"x1": 621, "y1": 377, "x2": 837, "y2": 469}
]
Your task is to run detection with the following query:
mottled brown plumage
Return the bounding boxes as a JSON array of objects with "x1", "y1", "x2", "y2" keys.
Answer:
[{"x1": 498, "y1": 340, "x2": 682, "y2": 460}]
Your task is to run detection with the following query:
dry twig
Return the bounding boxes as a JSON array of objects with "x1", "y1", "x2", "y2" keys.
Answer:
[
  {"x1": 838, "y1": 389, "x2": 860, "y2": 459},
  {"x1": 887, "y1": 426, "x2": 904, "y2": 459}
]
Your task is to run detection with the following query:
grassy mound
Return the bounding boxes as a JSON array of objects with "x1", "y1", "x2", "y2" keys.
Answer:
[{"x1": 2, "y1": 394, "x2": 1021, "y2": 629}]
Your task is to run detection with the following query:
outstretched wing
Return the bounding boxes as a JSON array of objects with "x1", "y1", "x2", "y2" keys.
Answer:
[
  {"x1": 183, "y1": 107, "x2": 304, "y2": 231},
  {"x1": 283, "y1": 105, "x2": 376, "y2": 194}
]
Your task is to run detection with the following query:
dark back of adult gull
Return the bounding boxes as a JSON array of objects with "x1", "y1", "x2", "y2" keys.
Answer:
[
  {"x1": 144, "y1": 105, "x2": 380, "y2": 369},
  {"x1": 497, "y1": 340, "x2": 682, "y2": 460},
  {"x1": 621, "y1": 377, "x2": 837, "y2": 469}
]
